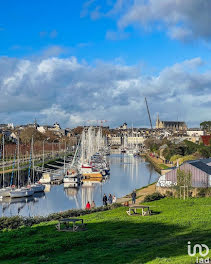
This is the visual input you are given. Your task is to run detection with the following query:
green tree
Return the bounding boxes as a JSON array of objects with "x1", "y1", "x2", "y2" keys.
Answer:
[
  {"x1": 177, "y1": 169, "x2": 192, "y2": 199},
  {"x1": 200, "y1": 121, "x2": 211, "y2": 131},
  {"x1": 199, "y1": 147, "x2": 210, "y2": 158},
  {"x1": 177, "y1": 169, "x2": 192, "y2": 187}
]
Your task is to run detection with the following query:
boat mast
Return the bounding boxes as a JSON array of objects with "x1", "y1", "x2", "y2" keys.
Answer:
[
  {"x1": 17, "y1": 136, "x2": 20, "y2": 189},
  {"x1": 32, "y1": 136, "x2": 35, "y2": 183},
  {"x1": 2, "y1": 134, "x2": 4, "y2": 188}
]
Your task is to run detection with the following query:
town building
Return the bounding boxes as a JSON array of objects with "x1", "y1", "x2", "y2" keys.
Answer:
[
  {"x1": 119, "y1": 122, "x2": 127, "y2": 130},
  {"x1": 157, "y1": 158, "x2": 211, "y2": 188},
  {"x1": 156, "y1": 114, "x2": 187, "y2": 131}
]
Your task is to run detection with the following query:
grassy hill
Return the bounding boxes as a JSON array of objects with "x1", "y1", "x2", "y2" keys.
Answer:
[{"x1": 1, "y1": 198, "x2": 211, "y2": 263}]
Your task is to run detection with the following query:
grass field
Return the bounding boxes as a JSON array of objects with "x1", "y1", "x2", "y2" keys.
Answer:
[{"x1": 1, "y1": 198, "x2": 211, "y2": 264}]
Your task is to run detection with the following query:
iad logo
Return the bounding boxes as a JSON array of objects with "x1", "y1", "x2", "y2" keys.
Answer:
[{"x1": 188, "y1": 241, "x2": 209, "y2": 263}]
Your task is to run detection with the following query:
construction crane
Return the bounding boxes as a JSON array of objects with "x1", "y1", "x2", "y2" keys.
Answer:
[{"x1": 145, "y1": 97, "x2": 153, "y2": 129}]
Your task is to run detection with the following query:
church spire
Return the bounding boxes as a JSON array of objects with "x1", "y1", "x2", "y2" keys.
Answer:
[{"x1": 156, "y1": 113, "x2": 160, "y2": 128}]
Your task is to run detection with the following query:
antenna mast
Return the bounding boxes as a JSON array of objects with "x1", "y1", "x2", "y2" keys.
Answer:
[{"x1": 145, "y1": 97, "x2": 153, "y2": 129}]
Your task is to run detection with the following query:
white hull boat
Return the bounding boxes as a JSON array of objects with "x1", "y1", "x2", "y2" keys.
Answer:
[
  {"x1": 64, "y1": 181, "x2": 81, "y2": 188},
  {"x1": 10, "y1": 188, "x2": 34, "y2": 198},
  {"x1": 0, "y1": 187, "x2": 13, "y2": 198},
  {"x1": 39, "y1": 173, "x2": 53, "y2": 184}
]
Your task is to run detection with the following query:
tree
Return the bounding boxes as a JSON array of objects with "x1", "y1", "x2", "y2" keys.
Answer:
[
  {"x1": 177, "y1": 169, "x2": 192, "y2": 199},
  {"x1": 199, "y1": 147, "x2": 210, "y2": 158},
  {"x1": 200, "y1": 121, "x2": 211, "y2": 131},
  {"x1": 19, "y1": 128, "x2": 46, "y2": 144},
  {"x1": 144, "y1": 138, "x2": 162, "y2": 152}
]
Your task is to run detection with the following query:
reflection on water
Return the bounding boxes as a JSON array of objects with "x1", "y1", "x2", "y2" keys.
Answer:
[{"x1": 0, "y1": 153, "x2": 160, "y2": 217}]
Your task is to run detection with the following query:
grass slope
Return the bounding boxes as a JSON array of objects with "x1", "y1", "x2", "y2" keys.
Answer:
[{"x1": 1, "y1": 198, "x2": 211, "y2": 264}]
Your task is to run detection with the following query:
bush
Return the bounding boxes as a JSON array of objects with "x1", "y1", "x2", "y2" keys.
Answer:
[
  {"x1": 165, "y1": 191, "x2": 173, "y2": 197},
  {"x1": 197, "y1": 188, "x2": 211, "y2": 197},
  {"x1": 144, "y1": 192, "x2": 165, "y2": 202},
  {"x1": 197, "y1": 188, "x2": 206, "y2": 197},
  {"x1": 170, "y1": 155, "x2": 182, "y2": 162},
  {"x1": 0, "y1": 203, "x2": 122, "y2": 230}
]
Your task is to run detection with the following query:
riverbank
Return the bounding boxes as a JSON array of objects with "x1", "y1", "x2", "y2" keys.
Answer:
[
  {"x1": 144, "y1": 153, "x2": 172, "y2": 173},
  {"x1": 117, "y1": 182, "x2": 156, "y2": 205},
  {"x1": 1, "y1": 197, "x2": 211, "y2": 263}
]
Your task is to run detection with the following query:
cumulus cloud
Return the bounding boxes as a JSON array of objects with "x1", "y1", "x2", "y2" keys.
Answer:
[
  {"x1": 117, "y1": 0, "x2": 211, "y2": 41},
  {"x1": 0, "y1": 55, "x2": 210, "y2": 128},
  {"x1": 83, "y1": 0, "x2": 211, "y2": 42}
]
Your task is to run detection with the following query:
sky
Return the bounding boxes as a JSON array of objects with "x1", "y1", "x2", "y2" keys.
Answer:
[{"x1": 1, "y1": 0, "x2": 211, "y2": 128}]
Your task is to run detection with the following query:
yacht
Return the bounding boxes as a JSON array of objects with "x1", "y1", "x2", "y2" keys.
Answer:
[
  {"x1": 30, "y1": 183, "x2": 45, "y2": 192},
  {"x1": 10, "y1": 187, "x2": 34, "y2": 198}
]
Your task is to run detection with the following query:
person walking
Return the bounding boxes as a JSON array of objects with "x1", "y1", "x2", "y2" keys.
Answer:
[
  {"x1": 86, "y1": 201, "x2": 91, "y2": 210},
  {"x1": 131, "y1": 190, "x2": 136, "y2": 204},
  {"x1": 103, "y1": 194, "x2": 107, "y2": 206},
  {"x1": 108, "y1": 194, "x2": 112, "y2": 204},
  {"x1": 112, "y1": 195, "x2": 117, "y2": 203},
  {"x1": 91, "y1": 200, "x2": 96, "y2": 208}
]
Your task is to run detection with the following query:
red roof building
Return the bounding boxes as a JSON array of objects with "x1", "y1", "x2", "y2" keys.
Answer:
[{"x1": 201, "y1": 135, "x2": 211, "y2": 146}]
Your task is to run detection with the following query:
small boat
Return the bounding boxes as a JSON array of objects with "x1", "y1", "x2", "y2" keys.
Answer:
[
  {"x1": 30, "y1": 183, "x2": 45, "y2": 192},
  {"x1": 64, "y1": 169, "x2": 83, "y2": 187},
  {"x1": 0, "y1": 187, "x2": 13, "y2": 197},
  {"x1": 10, "y1": 188, "x2": 34, "y2": 198},
  {"x1": 39, "y1": 173, "x2": 53, "y2": 184}
]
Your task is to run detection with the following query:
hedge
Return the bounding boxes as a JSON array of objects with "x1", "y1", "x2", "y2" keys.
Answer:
[{"x1": 0, "y1": 203, "x2": 122, "y2": 230}]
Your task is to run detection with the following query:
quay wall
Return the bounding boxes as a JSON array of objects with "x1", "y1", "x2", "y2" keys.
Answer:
[{"x1": 144, "y1": 153, "x2": 161, "y2": 174}]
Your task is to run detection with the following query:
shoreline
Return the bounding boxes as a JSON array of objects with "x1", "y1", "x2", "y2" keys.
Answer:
[
  {"x1": 116, "y1": 182, "x2": 156, "y2": 205},
  {"x1": 116, "y1": 153, "x2": 161, "y2": 205}
]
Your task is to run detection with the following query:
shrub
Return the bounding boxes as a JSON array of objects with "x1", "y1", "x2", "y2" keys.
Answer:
[
  {"x1": 170, "y1": 155, "x2": 182, "y2": 162},
  {"x1": 165, "y1": 191, "x2": 173, "y2": 197},
  {"x1": 197, "y1": 188, "x2": 207, "y2": 197},
  {"x1": 197, "y1": 188, "x2": 211, "y2": 197},
  {"x1": 144, "y1": 192, "x2": 165, "y2": 202},
  {"x1": 0, "y1": 203, "x2": 122, "y2": 230}
]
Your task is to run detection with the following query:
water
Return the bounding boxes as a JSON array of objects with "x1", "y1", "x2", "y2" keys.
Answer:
[{"x1": 0, "y1": 153, "x2": 160, "y2": 217}]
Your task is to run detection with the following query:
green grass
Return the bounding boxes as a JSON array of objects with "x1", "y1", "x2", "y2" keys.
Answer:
[
  {"x1": 159, "y1": 164, "x2": 170, "y2": 170},
  {"x1": 1, "y1": 198, "x2": 211, "y2": 263}
]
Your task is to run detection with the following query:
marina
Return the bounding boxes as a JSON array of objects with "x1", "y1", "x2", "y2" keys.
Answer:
[{"x1": 0, "y1": 152, "x2": 159, "y2": 217}]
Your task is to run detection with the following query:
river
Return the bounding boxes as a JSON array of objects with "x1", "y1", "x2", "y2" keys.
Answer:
[{"x1": 0, "y1": 153, "x2": 160, "y2": 217}]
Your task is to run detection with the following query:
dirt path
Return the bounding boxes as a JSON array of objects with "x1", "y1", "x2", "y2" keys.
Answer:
[{"x1": 117, "y1": 183, "x2": 156, "y2": 205}]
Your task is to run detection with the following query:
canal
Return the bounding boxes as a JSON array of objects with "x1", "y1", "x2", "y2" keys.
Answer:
[{"x1": 0, "y1": 153, "x2": 160, "y2": 217}]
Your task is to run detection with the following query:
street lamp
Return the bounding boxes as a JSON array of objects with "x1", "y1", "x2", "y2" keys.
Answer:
[
  {"x1": 42, "y1": 137, "x2": 50, "y2": 170},
  {"x1": 52, "y1": 139, "x2": 58, "y2": 158}
]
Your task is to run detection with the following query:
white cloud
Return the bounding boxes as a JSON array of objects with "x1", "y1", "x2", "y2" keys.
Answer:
[
  {"x1": 116, "y1": 0, "x2": 211, "y2": 41},
  {"x1": 0, "y1": 55, "x2": 210, "y2": 128},
  {"x1": 106, "y1": 30, "x2": 130, "y2": 40}
]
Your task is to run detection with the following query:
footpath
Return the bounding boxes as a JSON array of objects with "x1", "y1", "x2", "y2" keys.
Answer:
[{"x1": 117, "y1": 183, "x2": 156, "y2": 205}]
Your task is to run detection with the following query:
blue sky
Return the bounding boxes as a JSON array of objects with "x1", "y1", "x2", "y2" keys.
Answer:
[{"x1": 1, "y1": 0, "x2": 211, "y2": 128}]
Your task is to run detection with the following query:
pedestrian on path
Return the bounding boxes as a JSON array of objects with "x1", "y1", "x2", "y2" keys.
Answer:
[
  {"x1": 103, "y1": 194, "x2": 107, "y2": 206},
  {"x1": 91, "y1": 201, "x2": 96, "y2": 208},
  {"x1": 131, "y1": 190, "x2": 136, "y2": 204},
  {"x1": 112, "y1": 195, "x2": 117, "y2": 203},
  {"x1": 108, "y1": 194, "x2": 112, "y2": 204},
  {"x1": 86, "y1": 201, "x2": 91, "y2": 210}
]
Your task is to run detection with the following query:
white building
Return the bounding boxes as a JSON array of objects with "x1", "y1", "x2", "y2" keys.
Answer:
[{"x1": 187, "y1": 129, "x2": 204, "y2": 137}]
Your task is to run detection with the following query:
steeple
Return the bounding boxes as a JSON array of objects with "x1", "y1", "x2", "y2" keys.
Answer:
[{"x1": 156, "y1": 113, "x2": 160, "y2": 128}]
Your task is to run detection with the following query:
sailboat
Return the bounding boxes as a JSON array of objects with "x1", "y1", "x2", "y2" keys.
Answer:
[
  {"x1": 10, "y1": 136, "x2": 35, "y2": 198},
  {"x1": 64, "y1": 138, "x2": 83, "y2": 187},
  {"x1": 29, "y1": 137, "x2": 45, "y2": 192},
  {"x1": 0, "y1": 134, "x2": 15, "y2": 197}
]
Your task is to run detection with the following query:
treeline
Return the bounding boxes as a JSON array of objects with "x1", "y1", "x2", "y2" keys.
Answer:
[{"x1": 145, "y1": 138, "x2": 211, "y2": 161}]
